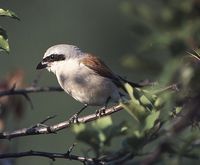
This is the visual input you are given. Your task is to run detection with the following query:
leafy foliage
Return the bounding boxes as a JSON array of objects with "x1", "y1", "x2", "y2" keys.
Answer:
[
  {"x1": 72, "y1": 116, "x2": 128, "y2": 156},
  {"x1": 71, "y1": 1, "x2": 200, "y2": 164},
  {"x1": 0, "y1": 8, "x2": 19, "y2": 20},
  {"x1": 0, "y1": 8, "x2": 19, "y2": 53},
  {"x1": 0, "y1": 27, "x2": 9, "y2": 52},
  {"x1": 120, "y1": 0, "x2": 200, "y2": 73}
]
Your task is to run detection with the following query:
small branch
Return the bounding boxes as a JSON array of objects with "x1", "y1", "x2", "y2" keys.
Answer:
[
  {"x1": 0, "y1": 150, "x2": 100, "y2": 164},
  {"x1": 0, "y1": 86, "x2": 63, "y2": 97},
  {"x1": 40, "y1": 115, "x2": 57, "y2": 125},
  {"x1": 153, "y1": 83, "x2": 180, "y2": 95},
  {"x1": 0, "y1": 86, "x2": 63, "y2": 109},
  {"x1": 31, "y1": 115, "x2": 57, "y2": 129},
  {"x1": 0, "y1": 105, "x2": 123, "y2": 139},
  {"x1": 101, "y1": 150, "x2": 134, "y2": 164}
]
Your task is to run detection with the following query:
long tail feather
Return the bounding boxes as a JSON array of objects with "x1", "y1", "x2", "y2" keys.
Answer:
[{"x1": 118, "y1": 76, "x2": 143, "y2": 88}]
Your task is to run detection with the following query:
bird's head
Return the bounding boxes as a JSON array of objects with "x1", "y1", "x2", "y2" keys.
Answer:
[{"x1": 36, "y1": 44, "x2": 83, "y2": 73}]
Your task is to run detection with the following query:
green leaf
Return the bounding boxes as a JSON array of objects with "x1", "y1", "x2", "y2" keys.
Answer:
[
  {"x1": 98, "y1": 131, "x2": 106, "y2": 145},
  {"x1": 0, "y1": 8, "x2": 20, "y2": 20},
  {"x1": 92, "y1": 116, "x2": 112, "y2": 130},
  {"x1": 144, "y1": 110, "x2": 160, "y2": 131},
  {"x1": 0, "y1": 28, "x2": 9, "y2": 53},
  {"x1": 75, "y1": 128, "x2": 101, "y2": 151},
  {"x1": 139, "y1": 94, "x2": 154, "y2": 111},
  {"x1": 154, "y1": 97, "x2": 164, "y2": 109},
  {"x1": 140, "y1": 95, "x2": 152, "y2": 105},
  {"x1": 122, "y1": 83, "x2": 148, "y2": 122},
  {"x1": 71, "y1": 123, "x2": 86, "y2": 134},
  {"x1": 121, "y1": 101, "x2": 146, "y2": 123},
  {"x1": 103, "y1": 121, "x2": 128, "y2": 146},
  {"x1": 124, "y1": 83, "x2": 135, "y2": 100}
]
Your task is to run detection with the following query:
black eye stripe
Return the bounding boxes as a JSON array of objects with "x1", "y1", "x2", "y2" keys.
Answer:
[{"x1": 43, "y1": 54, "x2": 65, "y2": 62}]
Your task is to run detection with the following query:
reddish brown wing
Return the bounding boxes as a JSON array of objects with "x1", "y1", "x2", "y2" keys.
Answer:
[
  {"x1": 80, "y1": 54, "x2": 142, "y2": 89},
  {"x1": 80, "y1": 54, "x2": 120, "y2": 83}
]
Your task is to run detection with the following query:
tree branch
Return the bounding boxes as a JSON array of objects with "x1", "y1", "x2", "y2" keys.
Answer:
[
  {"x1": 0, "y1": 86, "x2": 63, "y2": 97},
  {"x1": 0, "y1": 146, "x2": 136, "y2": 165},
  {"x1": 0, "y1": 104, "x2": 123, "y2": 139},
  {"x1": 0, "y1": 144, "x2": 101, "y2": 165}
]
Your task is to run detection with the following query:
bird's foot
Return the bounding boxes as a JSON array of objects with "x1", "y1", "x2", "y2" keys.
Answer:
[
  {"x1": 96, "y1": 106, "x2": 106, "y2": 117},
  {"x1": 68, "y1": 104, "x2": 88, "y2": 124},
  {"x1": 69, "y1": 113, "x2": 79, "y2": 124}
]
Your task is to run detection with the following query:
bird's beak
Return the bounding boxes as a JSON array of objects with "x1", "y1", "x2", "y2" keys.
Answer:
[{"x1": 36, "y1": 61, "x2": 48, "y2": 70}]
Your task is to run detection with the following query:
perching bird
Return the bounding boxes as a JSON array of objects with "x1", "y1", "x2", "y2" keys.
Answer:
[{"x1": 36, "y1": 44, "x2": 142, "y2": 121}]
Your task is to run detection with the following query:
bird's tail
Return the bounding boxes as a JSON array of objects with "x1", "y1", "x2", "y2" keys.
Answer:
[{"x1": 118, "y1": 76, "x2": 143, "y2": 88}]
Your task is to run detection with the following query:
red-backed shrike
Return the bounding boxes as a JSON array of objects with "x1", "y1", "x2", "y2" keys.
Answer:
[{"x1": 36, "y1": 44, "x2": 142, "y2": 121}]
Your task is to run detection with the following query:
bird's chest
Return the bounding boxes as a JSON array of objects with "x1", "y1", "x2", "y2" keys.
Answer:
[
  {"x1": 56, "y1": 68, "x2": 112, "y2": 105},
  {"x1": 57, "y1": 73, "x2": 89, "y2": 95},
  {"x1": 56, "y1": 65, "x2": 97, "y2": 99},
  {"x1": 55, "y1": 61, "x2": 117, "y2": 105},
  {"x1": 55, "y1": 60, "x2": 86, "y2": 94}
]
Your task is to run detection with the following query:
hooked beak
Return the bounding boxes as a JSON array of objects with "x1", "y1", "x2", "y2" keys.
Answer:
[{"x1": 36, "y1": 61, "x2": 48, "y2": 70}]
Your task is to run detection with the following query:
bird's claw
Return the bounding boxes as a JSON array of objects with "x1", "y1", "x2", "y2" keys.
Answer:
[
  {"x1": 96, "y1": 107, "x2": 106, "y2": 117},
  {"x1": 69, "y1": 113, "x2": 79, "y2": 124}
]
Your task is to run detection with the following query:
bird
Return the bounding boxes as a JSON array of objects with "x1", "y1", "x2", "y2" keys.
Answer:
[{"x1": 36, "y1": 44, "x2": 142, "y2": 122}]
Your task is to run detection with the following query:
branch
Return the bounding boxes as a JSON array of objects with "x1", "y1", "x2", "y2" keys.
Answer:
[
  {"x1": 0, "y1": 104, "x2": 123, "y2": 139},
  {"x1": 0, "y1": 145, "x2": 136, "y2": 165},
  {"x1": 0, "y1": 144, "x2": 102, "y2": 165},
  {"x1": 0, "y1": 86, "x2": 63, "y2": 97}
]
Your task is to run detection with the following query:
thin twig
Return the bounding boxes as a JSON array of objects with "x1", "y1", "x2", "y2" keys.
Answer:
[
  {"x1": 32, "y1": 115, "x2": 57, "y2": 129},
  {"x1": 153, "y1": 83, "x2": 179, "y2": 95},
  {"x1": 186, "y1": 50, "x2": 200, "y2": 61}
]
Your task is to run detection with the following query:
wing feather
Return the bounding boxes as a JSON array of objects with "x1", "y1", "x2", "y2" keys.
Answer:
[
  {"x1": 80, "y1": 54, "x2": 142, "y2": 89},
  {"x1": 80, "y1": 54, "x2": 122, "y2": 86}
]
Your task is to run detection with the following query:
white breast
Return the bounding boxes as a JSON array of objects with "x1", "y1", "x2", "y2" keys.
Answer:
[{"x1": 53, "y1": 59, "x2": 120, "y2": 106}]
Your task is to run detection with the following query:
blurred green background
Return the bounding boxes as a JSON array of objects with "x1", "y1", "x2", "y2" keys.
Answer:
[{"x1": 0, "y1": 0, "x2": 200, "y2": 165}]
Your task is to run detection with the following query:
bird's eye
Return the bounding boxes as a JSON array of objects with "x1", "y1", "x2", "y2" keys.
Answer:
[{"x1": 50, "y1": 55, "x2": 55, "y2": 59}]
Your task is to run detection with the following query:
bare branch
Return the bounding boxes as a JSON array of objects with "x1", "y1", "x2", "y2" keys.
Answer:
[
  {"x1": 153, "y1": 83, "x2": 180, "y2": 95},
  {"x1": 0, "y1": 86, "x2": 63, "y2": 97},
  {"x1": 0, "y1": 150, "x2": 100, "y2": 164},
  {"x1": 0, "y1": 104, "x2": 123, "y2": 139},
  {"x1": 0, "y1": 86, "x2": 63, "y2": 109},
  {"x1": 0, "y1": 145, "x2": 135, "y2": 165}
]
